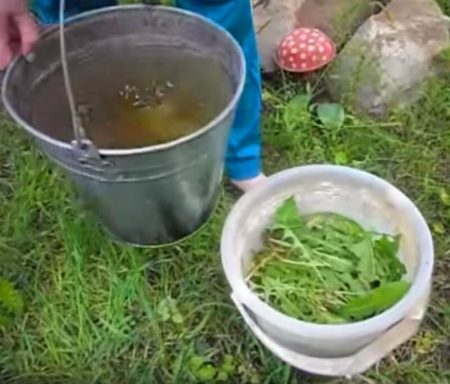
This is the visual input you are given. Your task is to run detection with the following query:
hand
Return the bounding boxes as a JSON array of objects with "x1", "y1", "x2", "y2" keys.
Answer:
[{"x1": 0, "y1": 0, "x2": 39, "y2": 70}]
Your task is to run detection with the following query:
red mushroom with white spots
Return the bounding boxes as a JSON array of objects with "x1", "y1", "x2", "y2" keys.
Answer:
[{"x1": 276, "y1": 27, "x2": 336, "y2": 73}]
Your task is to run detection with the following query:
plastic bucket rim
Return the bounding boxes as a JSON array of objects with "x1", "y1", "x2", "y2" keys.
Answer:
[
  {"x1": 221, "y1": 164, "x2": 434, "y2": 340},
  {"x1": 2, "y1": 4, "x2": 246, "y2": 157}
]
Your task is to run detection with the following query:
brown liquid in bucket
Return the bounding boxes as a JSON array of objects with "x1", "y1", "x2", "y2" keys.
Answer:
[{"x1": 31, "y1": 49, "x2": 232, "y2": 149}]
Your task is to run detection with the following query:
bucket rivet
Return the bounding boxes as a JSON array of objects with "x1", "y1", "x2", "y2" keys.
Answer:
[{"x1": 25, "y1": 52, "x2": 36, "y2": 63}]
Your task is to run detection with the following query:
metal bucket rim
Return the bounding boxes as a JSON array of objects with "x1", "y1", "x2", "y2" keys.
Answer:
[{"x1": 2, "y1": 4, "x2": 246, "y2": 157}]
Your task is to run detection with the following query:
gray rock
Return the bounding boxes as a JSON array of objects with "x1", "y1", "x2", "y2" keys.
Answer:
[
  {"x1": 252, "y1": 0, "x2": 305, "y2": 73},
  {"x1": 326, "y1": 0, "x2": 450, "y2": 117},
  {"x1": 296, "y1": 0, "x2": 376, "y2": 47}
]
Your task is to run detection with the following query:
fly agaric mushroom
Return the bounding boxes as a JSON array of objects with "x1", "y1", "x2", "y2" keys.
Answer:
[{"x1": 276, "y1": 27, "x2": 336, "y2": 73}]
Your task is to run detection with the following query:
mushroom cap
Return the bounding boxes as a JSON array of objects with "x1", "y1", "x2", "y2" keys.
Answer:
[{"x1": 275, "y1": 27, "x2": 336, "y2": 73}]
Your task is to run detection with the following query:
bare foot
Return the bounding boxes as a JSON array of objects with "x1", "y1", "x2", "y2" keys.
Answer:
[{"x1": 230, "y1": 173, "x2": 267, "y2": 193}]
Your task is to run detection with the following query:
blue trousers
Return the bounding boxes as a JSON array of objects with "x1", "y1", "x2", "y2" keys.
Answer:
[{"x1": 32, "y1": 0, "x2": 262, "y2": 181}]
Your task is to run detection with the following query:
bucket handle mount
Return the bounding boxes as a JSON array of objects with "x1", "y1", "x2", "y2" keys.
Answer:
[{"x1": 59, "y1": 0, "x2": 104, "y2": 166}]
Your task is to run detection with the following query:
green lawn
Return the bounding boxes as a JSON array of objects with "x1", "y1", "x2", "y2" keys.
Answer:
[{"x1": 1, "y1": 3, "x2": 450, "y2": 384}]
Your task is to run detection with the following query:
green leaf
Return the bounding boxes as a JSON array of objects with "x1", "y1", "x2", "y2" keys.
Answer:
[
  {"x1": 217, "y1": 371, "x2": 229, "y2": 382},
  {"x1": 250, "y1": 373, "x2": 261, "y2": 384},
  {"x1": 172, "y1": 313, "x2": 183, "y2": 324},
  {"x1": 307, "y1": 213, "x2": 364, "y2": 238},
  {"x1": 337, "y1": 281, "x2": 411, "y2": 321},
  {"x1": 157, "y1": 299, "x2": 171, "y2": 322},
  {"x1": 287, "y1": 94, "x2": 311, "y2": 112},
  {"x1": 284, "y1": 94, "x2": 311, "y2": 131},
  {"x1": 338, "y1": 271, "x2": 367, "y2": 293},
  {"x1": 317, "y1": 253, "x2": 353, "y2": 272},
  {"x1": 250, "y1": 203, "x2": 409, "y2": 325},
  {"x1": 317, "y1": 103, "x2": 346, "y2": 130},
  {"x1": 352, "y1": 236, "x2": 375, "y2": 281},
  {"x1": 171, "y1": 313, "x2": 183, "y2": 324},
  {"x1": 321, "y1": 270, "x2": 344, "y2": 291},
  {"x1": 373, "y1": 235, "x2": 405, "y2": 280},
  {"x1": 189, "y1": 356, "x2": 205, "y2": 371},
  {"x1": 439, "y1": 188, "x2": 450, "y2": 206},
  {"x1": 196, "y1": 364, "x2": 217, "y2": 382},
  {"x1": 272, "y1": 197, "x2": 304, "y2": 231},
  {"x1": 433, "y1": 222, "x2": 445, "y2": 235},
  {"x1": 157, "y1": 297, "x2": 183, "y2": 324},
  {"x1": 334, "y1": 150, "x2": 349, "y2": 165},
  {"x1": 0, "y1": 279, "x2": 24, "y2": 315},
  {"x1": 220, "y1": 354, "x2": 234, "y2": 374}
]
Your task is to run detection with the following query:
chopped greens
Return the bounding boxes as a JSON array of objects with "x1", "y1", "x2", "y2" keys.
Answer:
[{"x1": 247, "y1": 197, "x2": 411, "y2": 324}]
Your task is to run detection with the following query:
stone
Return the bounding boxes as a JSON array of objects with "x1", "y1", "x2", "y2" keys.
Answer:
[
  {"x1": 326, "y1": 0, "x2": 450, "y2": 117},
  {"x1": 252, "y1": 0, "x2": 305, "y2": 72},
  {"x1": 295, "y1": 0, "x2": 376, "y2": 47}
]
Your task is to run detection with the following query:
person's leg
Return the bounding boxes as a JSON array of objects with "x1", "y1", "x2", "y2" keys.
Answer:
[
  {"x1": 176, "y1": 0, "x2": 264, "y2": 189},
  {"x1": 32, "y1": 0, "x2": 117, "y2": 25}
]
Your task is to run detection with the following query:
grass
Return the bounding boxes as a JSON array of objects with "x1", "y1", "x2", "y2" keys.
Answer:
[{"x1": 1, "y1": 2, "x2": 450, "y2": 384}]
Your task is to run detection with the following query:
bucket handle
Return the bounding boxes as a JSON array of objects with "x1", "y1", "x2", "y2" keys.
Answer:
[
  {"x1": 231, "y1": 292, "x2": 428, "y2": 378},
  {"x1": 59, "y1": 0, "x2": 102, "y2": 164}
]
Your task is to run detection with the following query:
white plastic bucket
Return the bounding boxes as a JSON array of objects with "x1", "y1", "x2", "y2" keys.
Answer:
[{"x1": 221, "y1": 165, "x2": 434, "y2": 377}]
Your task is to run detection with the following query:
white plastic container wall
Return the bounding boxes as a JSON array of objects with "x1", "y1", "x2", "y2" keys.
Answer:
[{"x1": 221, "y1": 165, "x2": 434, "y2": 374}]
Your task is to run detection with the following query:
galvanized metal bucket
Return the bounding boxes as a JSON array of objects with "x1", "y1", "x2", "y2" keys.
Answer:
[{"x1": 2, "y1": 5, "x2": 245, "y2": 246}]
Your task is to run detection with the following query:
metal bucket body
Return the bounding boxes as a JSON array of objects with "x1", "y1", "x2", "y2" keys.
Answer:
[{"x1": 3, "y1": 6, "x2": 245, "y2": 245}]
